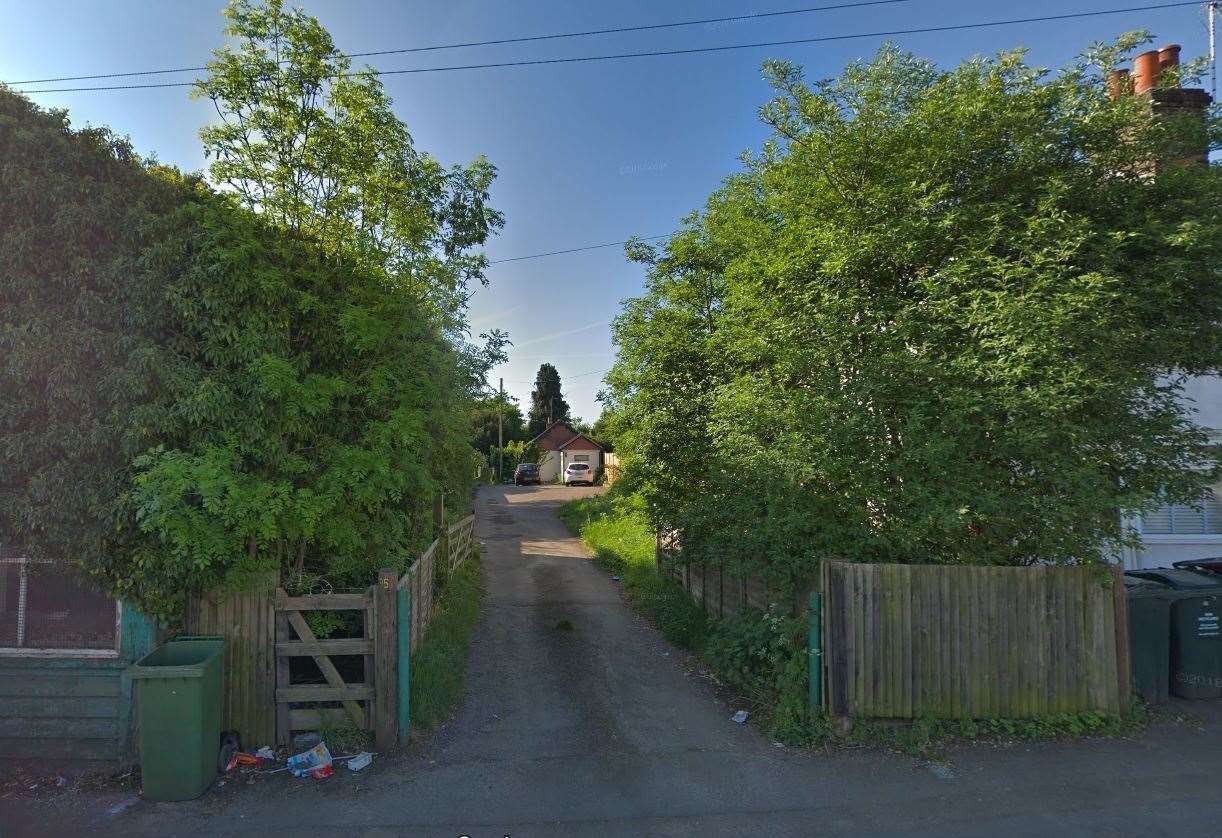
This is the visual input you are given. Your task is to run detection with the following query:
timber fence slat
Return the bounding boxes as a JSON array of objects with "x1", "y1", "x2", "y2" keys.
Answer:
[
  {"x1": 276, "y1": 685, "x2": 373, "y2": 702},
  {"x1": 275, "y1": 593, "x2": 370, "y2": 611}
]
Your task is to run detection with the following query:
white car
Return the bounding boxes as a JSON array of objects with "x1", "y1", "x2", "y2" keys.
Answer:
[{"x1": 564, "y1": 462, "x2": 594, "y2": 486}]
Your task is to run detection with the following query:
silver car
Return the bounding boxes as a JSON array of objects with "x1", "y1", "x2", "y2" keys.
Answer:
[{"x1": 564, "y1": 462, "x2": 594, "y2": 486}]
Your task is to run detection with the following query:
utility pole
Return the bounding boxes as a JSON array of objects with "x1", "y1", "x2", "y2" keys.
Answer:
[
  {"x1": 1209, "y1": 2, "x2": 1218, "y2": 100},
  {"x1": 497, "y1": 377, "x2": 504, "y2": 483}
]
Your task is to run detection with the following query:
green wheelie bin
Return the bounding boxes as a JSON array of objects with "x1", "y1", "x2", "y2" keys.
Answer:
[
  {"x1": 1123, "y1": 575, "x2": 1173, "y2": 704},
  {"x1": 1126, "y1": 569, "x2": 1222, "y2": 700},
  {"x1": 128, "y1": 636, "x2": 225, "y2": 801}
]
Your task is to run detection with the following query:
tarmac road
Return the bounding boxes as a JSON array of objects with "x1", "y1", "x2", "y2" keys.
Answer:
[{"x1": 7, "y1": 484, "x2": 1222, "y2": 837}]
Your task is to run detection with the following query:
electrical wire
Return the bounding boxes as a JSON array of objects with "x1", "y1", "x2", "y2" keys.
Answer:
[
  {"x1": 10, "y1": 3, "x2": 1202, "y2": 94},
  {"x1": 488, "y1": 234, "x2": 671, "y2": 264},
  {"x1": 4, "y1": 0, "x2": 917, "y2": 86}
]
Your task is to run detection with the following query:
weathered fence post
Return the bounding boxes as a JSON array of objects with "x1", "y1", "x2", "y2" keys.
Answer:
[
  {"x1": 434, "y1": 492, "x2": 450, "y2": 572},
  {"x1": 374, "y1": 568, "x2": 399, "y2": 752},
  {"x1": 808, "y1": 591, "x2": 823, "y2": 714},
  {"x1": 397, "y1": 574, "x2": 411, "y2": 746}
]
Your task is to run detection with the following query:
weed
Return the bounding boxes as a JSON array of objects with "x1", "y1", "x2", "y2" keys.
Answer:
[
  {"x1": 319, "y1": 716, "x2": 371, "y2": 754},
  {"x1": 410, "y1": 554, "x2": 483, "y2": 730}
]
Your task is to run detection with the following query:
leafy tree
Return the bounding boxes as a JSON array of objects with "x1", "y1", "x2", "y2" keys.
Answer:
[
  {"x1": 589, "y1": 411, "x2": 618, "y2": 451},
  {"x1": 472, "y1": 392, "x2": 526, "y2": 453},
  {"x1": 0, "y1": 23, "x2": 504, "y2": 615},
  {"x1": 195, "y1": 0, "x2": 503, "y2": 324},
  {"x1": 605, "y1": 36, "x2": 1222, "y2": 582},
  {"x1": 527, "y1": 363, "x2": 571, "y2": 436}
]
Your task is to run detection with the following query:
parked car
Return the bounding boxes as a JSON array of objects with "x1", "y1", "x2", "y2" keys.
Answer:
[
  {"x1": 564, "y1": 462, "x2": 594, "y2": 486},
  {"x1": 514, "y1": 463, "x2": 541, "y2": 485}
]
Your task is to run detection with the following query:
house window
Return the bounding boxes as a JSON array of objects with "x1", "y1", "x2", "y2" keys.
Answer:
[
  {"x1": 0, "y1": 558, "x2": 118, "y2": 653},
  {"x1": 572, "y1": 454, "x2": 590, "y2": 463},
  {"x1": 1141, "y1": 485, "x2": 1222, "y2": 535}
]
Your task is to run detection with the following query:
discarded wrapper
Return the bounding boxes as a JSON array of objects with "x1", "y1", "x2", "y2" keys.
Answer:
[
  {"x1": 286, "y1": 742, "x2": 333, "y2": 778},
  {"x1": 255, "y1": 746, "x2": 275, "y2": 760},
  {"x1": 346, "y1": 752, "x2": 373, "y2": 772},
  {"x1": 731, "y1": 710, "x2": 749, "y2": 724}
]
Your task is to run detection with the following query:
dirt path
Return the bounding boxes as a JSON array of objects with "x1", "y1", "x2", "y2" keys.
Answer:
[{"x1": 8, "y1": 484, "x2": 1222, "y2": 836}]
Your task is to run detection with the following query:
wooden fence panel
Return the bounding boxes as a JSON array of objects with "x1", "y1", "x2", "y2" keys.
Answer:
[
  {"x1": 183, "y1": 571, "x2": 277, "y2": 747},
  {"x1": 824, "y1": 562, "x2": 1126, "y2": 719}
]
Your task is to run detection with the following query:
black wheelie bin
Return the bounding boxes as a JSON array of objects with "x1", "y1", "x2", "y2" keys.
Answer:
[{"x1": 1126, "y1": 568, "x2": 1222, "y2": 700}]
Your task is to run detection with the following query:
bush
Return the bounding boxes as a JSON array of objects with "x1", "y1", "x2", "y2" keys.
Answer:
[
  {"x1": 410, "y1": 555, "x2": 483, "y2": 730},
  {"x1": 704, "y1": 607, "x2": 812, "y2": 742},
  {"x1": 1, "y1": 89, "x2": 489, "y2": 618}
]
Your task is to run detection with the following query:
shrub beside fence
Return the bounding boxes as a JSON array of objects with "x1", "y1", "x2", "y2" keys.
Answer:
[{"x1": 659, "y1": 532, "x2": 1133, "y2": 720}]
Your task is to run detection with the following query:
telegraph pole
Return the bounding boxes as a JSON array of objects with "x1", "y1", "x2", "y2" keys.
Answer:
[
  {"x1": 497, "y1": 377, "x2": 504, "y2": 483},
  {"x1": 1209, "y1": 1, "x2": 1218, "y2": 100}
]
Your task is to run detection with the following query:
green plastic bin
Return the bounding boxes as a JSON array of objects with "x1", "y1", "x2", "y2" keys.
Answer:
[
  {"x1": 1126, "y1": 569, "x2": 1222, "y2": 700},
  {"x1": 1123, "y1": 576, "x2": 1173, "y2": 704},
  {"x1": 128, "y1": 636, "x2": 225, "y2": 801}
]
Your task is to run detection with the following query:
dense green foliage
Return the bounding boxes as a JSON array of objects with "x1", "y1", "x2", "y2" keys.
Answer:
[
  {"x1": 472, "y1": 392, "x2": 526, "y2": 453},
  {"x1": 119, "y1": 180, "x2": 479, "y2": 608},
  {"x1": 411, "y1": 554, "x2": 483, "y2": 730},
  {"x1": 1, "y1": 4, "x2": 503, "y2": 617},
  {"x1": 527, "y1": 363, "x2": 571, "y2": 436},
  {"x1": 605, "y1": 38, "x2": 1222, "y2": 584},
  {"x1": 0, "y1": 92, "x2": 178, "y2": 569}
]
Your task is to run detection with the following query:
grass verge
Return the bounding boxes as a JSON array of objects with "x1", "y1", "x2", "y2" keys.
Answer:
[
  {"x1": 561, "y1": 490, "x2": 1150, "y2": 754},
  {"x1": 410, "y1": 553, "x2": 484, "y2": 731},
  {"x1": 559, "y1": 492, "x2": 709, "y2": 650}
]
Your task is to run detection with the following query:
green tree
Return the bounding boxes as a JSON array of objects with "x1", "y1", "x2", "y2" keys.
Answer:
[
  {"x1": 472, "y1": 392, "x2": 526, "y2": 453},
  {"x1": 195, "y1": 0, "x2": 503, "y2": 324},
  {"x1": 605, "y1": 36, "x2": 1222, "y2": 581},
  {"x1": 527, "y1": 363, "x2": 571, "y2": 436},
  {"x1": 0, "y1": 37, "x2": 503, "y2": 616}
]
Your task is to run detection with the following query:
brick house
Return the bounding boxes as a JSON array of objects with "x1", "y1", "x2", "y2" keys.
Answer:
[{"x1": 528, "y1": 421, "x2": 606, "y2": 483}]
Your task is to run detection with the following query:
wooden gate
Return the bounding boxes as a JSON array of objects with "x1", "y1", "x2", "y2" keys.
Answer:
[{"x1": 274, "y1": 570, "x2": 397, "y2": 750}]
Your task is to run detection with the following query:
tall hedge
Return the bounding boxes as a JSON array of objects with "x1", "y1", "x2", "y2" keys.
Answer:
[
  {"x1": 1, "y1": 90, "x2": 479, "y2": 617},
  {"x1": 605, "y1": 41, "x2": 1222, "y2": 579}
]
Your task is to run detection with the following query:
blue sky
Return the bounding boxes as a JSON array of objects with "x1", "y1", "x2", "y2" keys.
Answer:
[{"x1": 1, "y1": 1, "x2": 1213, "y2": 420}]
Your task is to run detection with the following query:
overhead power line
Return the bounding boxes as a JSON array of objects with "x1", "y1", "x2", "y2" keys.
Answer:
[
  {"x1": 488, "y1": 234, "x2": 671, "y2": 264},
  {"x1": 507, "y1": 368, "x2": 612, "y2": 385},
  {"x1": 5, "y1": 0, "x2": 917, "y2": 86},
  {"x1": 11, "y1": 3, "x2": 1203, "y2": 94}
]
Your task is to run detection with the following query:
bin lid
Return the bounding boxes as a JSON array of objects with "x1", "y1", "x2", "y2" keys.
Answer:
[
  {"x1": 1124, "y1": 576, "x2": 1170, "y2": 593},
  {"x1": 1172, "y1": 558, "x2": 1222, "y2": 573},
  {"x1": 1125, "y1": 568, "x2": 1222, "y2": 591}
]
